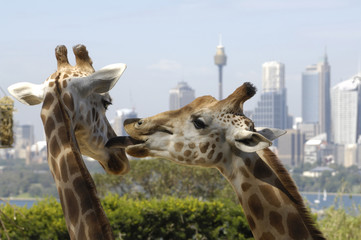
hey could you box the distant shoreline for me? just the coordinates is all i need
[301,192,361,197]
[1,192,361,199]
[0,197,42,201]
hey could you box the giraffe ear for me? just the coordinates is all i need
[233,130,272,152]
[72,63,127,96]
[8,82,45,105]
[255,127,287,141]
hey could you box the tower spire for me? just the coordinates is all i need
[324,46,328,63]
[214,35,227,100]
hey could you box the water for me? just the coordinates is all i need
[301,192,361,213]
[1,193,361,212]
[0,199,38,208]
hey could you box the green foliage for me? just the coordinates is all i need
[0,197,67,240]
[1,195,361,240]
[93,158,236,201]
[103,194,252,239]
[319,205,361,240]
[1,158,360,239]
[0,162,57,197]
[0,195,252,240]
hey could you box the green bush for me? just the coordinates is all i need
[1,195,361,239]
[0,197,67,240]
[93,158,236,201]
[103,194,252,239]
[0,195,252,240]
[319,205,361,240]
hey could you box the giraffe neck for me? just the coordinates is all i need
[220,148,324,240]
[41,79,113,240]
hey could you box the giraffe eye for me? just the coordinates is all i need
[193,119,206,129]
[101,99,112,110]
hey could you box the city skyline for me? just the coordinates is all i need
[5,60,361,167]
[1,1,361,141]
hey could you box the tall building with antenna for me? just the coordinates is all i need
[318,52,331,142]
[214,36,227,100]
[301,52,331,141]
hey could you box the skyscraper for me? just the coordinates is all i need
[262,61,285,92]
[302,65,319,124]
[300,53,331,141]
[169,81,195,110]
[318,53,331,141]
[331,73,361,144]
[14,124,35,163]
[278,129,306,167]
[214,37,227,100]
[253,61,290,133]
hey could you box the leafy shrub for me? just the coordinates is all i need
[93,158,236,201]
[103,194,252,239]
[319,205,361,240]
[0,195,252,240]
[0,197,67,240]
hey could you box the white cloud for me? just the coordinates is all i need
[147,59,182,71]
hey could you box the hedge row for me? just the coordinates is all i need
[0,195,252,240]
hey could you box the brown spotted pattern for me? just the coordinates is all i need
[36,45,124,240]
[221,153,320,240]
[216,112,254,131]
[121,82,324,240]
[42,93,107,238]
[169,131,229,167]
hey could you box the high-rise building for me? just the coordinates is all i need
[318,53,331,142]
[112,109,138,136]
[253,61,290,135]
[302,65,319,124]
[333,143,361,167]
[253,90,289,130]
[169,81,195,110]
[278,129,306,167]
[14,124,35,163]
[262,61,285,92]
[331,73,361,145]
[214,37,227,100]
[301,53,331,141]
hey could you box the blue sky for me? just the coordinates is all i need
[1,0,361,141]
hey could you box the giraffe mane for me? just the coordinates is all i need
[260,148,326,240]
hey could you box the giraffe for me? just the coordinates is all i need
[106,82,325,240]
[8,45,129,239]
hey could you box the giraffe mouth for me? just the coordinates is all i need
[105,136,146,149]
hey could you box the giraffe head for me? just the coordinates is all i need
[8,45,130,174]
[107,82,285,167]
[107,83,326,240]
